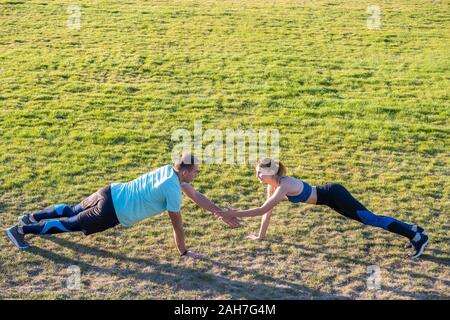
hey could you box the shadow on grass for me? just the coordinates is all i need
[383,242,449,267]
[420,254,450,267]
[271,238,449,299]
[26,236,348,299]
[377,286,449,300]
[273,239,373,267]
[281,236,449,267]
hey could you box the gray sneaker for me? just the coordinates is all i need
[5,226,29,250]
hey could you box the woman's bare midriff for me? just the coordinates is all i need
[305,186,318,205]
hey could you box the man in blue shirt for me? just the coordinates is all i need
[5,153,240,258]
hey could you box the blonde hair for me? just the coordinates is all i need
[256,158,287,177]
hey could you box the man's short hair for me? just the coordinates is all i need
[173,153,199,171]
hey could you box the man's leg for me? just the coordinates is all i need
[23,186,118,236]
[21,215,82,235]
[21,188,106,225]
[7,185,119,249]
[6,215,82,250]
[26,204,84,223]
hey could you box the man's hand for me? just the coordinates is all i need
[219,215,241,228]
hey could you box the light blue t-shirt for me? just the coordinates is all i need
[111,165,182,227]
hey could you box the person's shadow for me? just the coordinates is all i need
[274,237,450,299]
[420,249,450,267]
[27,236,348,299]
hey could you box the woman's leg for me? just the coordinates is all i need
[317,183,421,240]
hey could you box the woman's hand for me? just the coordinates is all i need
[246,234,265,241]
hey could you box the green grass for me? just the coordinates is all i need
[0,0,449,299]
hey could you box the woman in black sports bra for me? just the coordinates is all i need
[216,158,429,259]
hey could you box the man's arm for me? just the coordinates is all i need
[182,183,241,228]
[168,211,186,255]
[168,211,203,259]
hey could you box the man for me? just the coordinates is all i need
[5,153,240,258]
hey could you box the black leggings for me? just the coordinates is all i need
[316,183,418,240]
[22,215,82,234]
[23,186,119,236]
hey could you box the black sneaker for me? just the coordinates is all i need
[18,213,36,226]
[5,226,29,250]
[404,226,426,249]
[411,234,429,259]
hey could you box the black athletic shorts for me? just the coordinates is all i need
[316,183,367,222]
[76,185,120,235]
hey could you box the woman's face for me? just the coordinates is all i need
[255,165,274,184]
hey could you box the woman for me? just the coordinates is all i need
[216,158,429,259]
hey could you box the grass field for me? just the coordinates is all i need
[0,0,449,299]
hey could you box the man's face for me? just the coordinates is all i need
[182,164,199,183]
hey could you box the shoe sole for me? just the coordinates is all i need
[5,229,29,250]
[412,237,429,259]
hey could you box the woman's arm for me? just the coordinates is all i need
[221,185,287,218]
[248,186,273,240]
[245,210,273,241]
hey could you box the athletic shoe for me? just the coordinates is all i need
[411,234,429,259]
[404,226,426,249]
[18,213,36,226]
[5,226,29,250]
